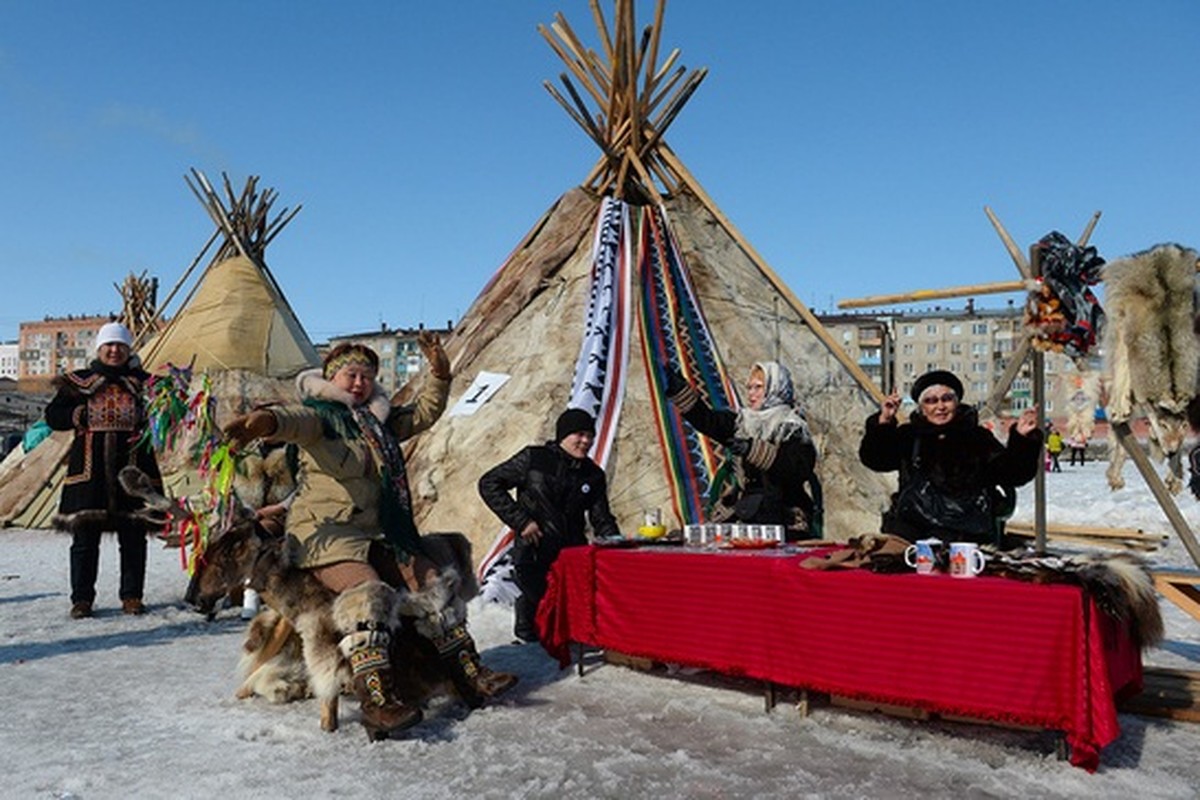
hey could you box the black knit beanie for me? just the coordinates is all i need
[555,408,596,442]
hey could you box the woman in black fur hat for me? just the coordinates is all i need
[859,369,1043,545]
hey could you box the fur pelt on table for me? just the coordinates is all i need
[983,550,1164,649]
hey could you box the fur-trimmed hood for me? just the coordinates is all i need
[295,368,391,423]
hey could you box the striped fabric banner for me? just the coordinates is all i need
[477,198,633,595]
[637,204,738,524]
[567,196,633,468]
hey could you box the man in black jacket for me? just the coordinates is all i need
[478,408,621,643]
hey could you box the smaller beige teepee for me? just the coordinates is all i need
[139,170,317,378]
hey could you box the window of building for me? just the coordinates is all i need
[949,342,962,355]
[972,322,988,335]
[842,330,852,342]
[925,324,938,335]
[971,342,988,356]
[902,363,915,376]
[926,343,938,355]
[902,343,913,355]
[971,362,987,373]
[902,324,915,337]
[950,324,961,335]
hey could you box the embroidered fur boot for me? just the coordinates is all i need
[333,581,422,740]
[430,623,518,708]
[396,563,518,708]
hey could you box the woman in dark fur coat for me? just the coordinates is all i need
[859,370,1042,545]
[44,322,162,619]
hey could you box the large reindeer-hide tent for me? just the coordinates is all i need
[0,172,318,528]
[405,1,891,572]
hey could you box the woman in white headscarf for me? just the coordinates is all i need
[667,361,819,536]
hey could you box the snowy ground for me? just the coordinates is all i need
[2,460,1198,799]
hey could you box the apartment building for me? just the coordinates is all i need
[17,315,114,393]
[0,342,18,381]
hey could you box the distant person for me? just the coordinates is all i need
[666,361,820,537]
[45,322,162,619]
[478,408,621,644]
[859,370,1043,546]
[1046,425,1064,472]
[1067,434,1087,467]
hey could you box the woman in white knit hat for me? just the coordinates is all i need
[44,321,162,618]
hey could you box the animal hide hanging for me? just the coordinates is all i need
[1102,243,1200,422]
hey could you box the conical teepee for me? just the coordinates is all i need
[404,0,891,572]
[139,170,318,378]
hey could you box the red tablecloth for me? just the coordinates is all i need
[536,545,1143,771]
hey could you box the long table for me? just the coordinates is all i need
[536,544,1143,771]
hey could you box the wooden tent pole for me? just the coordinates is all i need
[839,280,1028,309]
[641,0,667,102]
[1112,422,1200,569]
[588,0,616,67]
[984,205,1031,280]
[1029,244,1047,553]
[658,143,886,404]
[625,146,665,207]
[1077,211,1101,247]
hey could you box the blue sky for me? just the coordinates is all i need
[2,1,1197,344]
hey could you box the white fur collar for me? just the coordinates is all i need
[295,368,391,423]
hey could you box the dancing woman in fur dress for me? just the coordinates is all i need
[860,370,1042,546]
[223,335,516,739]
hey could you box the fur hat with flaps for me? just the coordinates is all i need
[911,369,964,403]
[555,408,596,442]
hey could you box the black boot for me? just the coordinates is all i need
[513,592,540,644]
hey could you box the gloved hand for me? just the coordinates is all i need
[418,330,451,380]
[725,437,752,457]
[665,368,689,397]
[222,409,277,450]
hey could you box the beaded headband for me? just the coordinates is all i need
[323,350,376,379]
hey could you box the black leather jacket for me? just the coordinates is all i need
[478,442,620,556]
